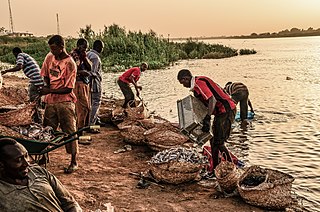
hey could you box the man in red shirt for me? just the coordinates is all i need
[177,69,236,175]
[117,63,148,108]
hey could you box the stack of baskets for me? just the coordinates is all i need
[237,165,295,210]
[149,147,203,184]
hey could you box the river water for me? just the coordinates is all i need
[103,36,320,211]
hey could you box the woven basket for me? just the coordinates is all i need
[144,128,189,151]
[150,161,201,184]
[0,86,28,107]
[215,160,239,193]
[98,106,113,123]
[238,165,294,210]
[111,106,126,124]
[117,119,135,130]
[146,142,182,152]
[125,100,148,120]
[0,103,36,127]
[120,125,146,145]
[0,73,2,90]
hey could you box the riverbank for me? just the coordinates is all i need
[48,126,264,212]
[1,75,264,211]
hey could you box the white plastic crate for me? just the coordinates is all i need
[177,95,212,145]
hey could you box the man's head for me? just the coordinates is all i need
[76,38,88,53]
[0,138,30,181]
[225,82,232,87]
[12,47,22,58]
[140,62,148,72]
[177,69,193,88]
[48,35,65,57]
[224,81,232,90]
[93,40,104,53]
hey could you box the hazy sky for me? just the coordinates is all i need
[1,0,320,38]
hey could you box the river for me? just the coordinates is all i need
[102,36,320,211]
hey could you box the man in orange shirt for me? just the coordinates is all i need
[40,35,78,174]
[117,62,148,108]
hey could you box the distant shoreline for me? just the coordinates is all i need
[171,27,320,41]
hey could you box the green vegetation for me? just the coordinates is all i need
[239,49,257,55]
[0,24,255,72]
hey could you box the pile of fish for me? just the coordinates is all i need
[11,123,55,142]
[149,147,204,164]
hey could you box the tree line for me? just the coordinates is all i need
[173,27,320,40]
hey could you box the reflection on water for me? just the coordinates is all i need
[103,36,320,211]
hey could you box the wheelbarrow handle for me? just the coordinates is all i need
[54,125,100,141]
[37,136,80,155]
[79,136,92,141]
[90,125,100,130]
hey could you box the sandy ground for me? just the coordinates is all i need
[2,75,263,212]
[47,126,262,212]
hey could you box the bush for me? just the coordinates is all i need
[239,49,257,55]
[203,52,225,59]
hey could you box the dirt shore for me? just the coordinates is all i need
[47,126,262,212]
[2,75,263,212]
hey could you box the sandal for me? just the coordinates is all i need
[64,164,78,174]
[88,128,100,134]
[78,140,92,145]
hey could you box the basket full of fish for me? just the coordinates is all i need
[148,147,204,184]
[237,165,295,210]
[10,124,55,142]
[0,123,55,142]
[0,124,29,139]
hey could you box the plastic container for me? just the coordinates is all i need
[177,95,212,145]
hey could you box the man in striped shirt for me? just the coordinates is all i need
[177,69,236,175]
[224,82,254,121]
[1,47,44,123]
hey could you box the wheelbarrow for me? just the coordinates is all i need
[0,125,100,166]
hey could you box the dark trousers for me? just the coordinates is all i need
[232,90,249,121]
[117,79,135,108]
[210,109,236,170]
[28,83,42,124]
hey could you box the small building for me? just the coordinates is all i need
[7,32,34,37]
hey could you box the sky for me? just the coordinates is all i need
[1,0,320,38]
